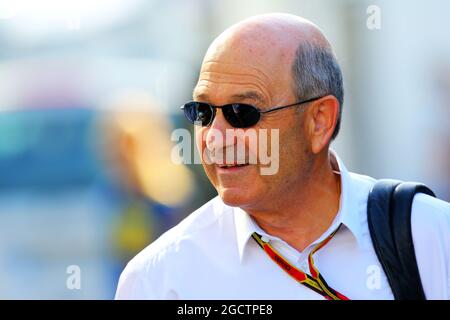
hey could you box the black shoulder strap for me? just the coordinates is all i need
[367,179,435,300]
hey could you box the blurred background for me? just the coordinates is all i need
[0,0,449,299]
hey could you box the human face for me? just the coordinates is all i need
[193,56,314,211]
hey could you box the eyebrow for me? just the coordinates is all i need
[230,91,265,103]
[193,90,266,104]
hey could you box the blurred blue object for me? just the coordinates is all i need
[0,107,98,190]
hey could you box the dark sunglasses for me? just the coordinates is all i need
[181,95,324,128]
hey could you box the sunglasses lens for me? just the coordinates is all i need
[222,104,261,128]
[183,102,213,126]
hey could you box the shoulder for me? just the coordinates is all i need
[115,196,229,299]
[410,192,450,298]
[347,171,450,254]
[123,195,227,269]
[411,192,450,240]
[346,171,450,244]
[349,173,450,236]
[410,193,450,262]
[347,172,377,202]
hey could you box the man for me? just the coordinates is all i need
[115,13,450,299]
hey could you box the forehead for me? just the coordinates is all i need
[193,26,298,105]
[200,60,272,82]
[194,61,273,103]
[193,60,295,106]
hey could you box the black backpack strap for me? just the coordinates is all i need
[391,182,435,299]
[367,179,404,298]
[367,179,435,300]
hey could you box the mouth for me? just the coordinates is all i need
[216,163,250,171]
[217,163,248,168]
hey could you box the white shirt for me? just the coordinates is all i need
[115,152,450,300]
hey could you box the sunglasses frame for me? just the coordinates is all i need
[181,95,325,128]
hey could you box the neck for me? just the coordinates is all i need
[247,152,341,252]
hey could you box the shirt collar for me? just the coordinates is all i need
[330,149,365,249]
[233,149,365,263]
[234,206,266,263]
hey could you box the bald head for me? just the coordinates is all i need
[204,13,332,64]
[194,13,343,138]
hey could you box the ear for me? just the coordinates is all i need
[306,95,339,154]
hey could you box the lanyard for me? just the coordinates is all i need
[251,223,350,300]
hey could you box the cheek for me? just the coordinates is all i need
[278,127,306,169]
[195,127,207,158]
[240,133,258,162]
[195,128,217,178]
[244,125,280,163]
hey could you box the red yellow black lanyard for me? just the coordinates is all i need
[251,223,350,300]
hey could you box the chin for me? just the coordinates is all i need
[218,187,253,207]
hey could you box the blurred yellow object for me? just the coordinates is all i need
[114,201,154,257]
[99,91,194,206]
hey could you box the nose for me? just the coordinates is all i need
[205,108,236,152]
